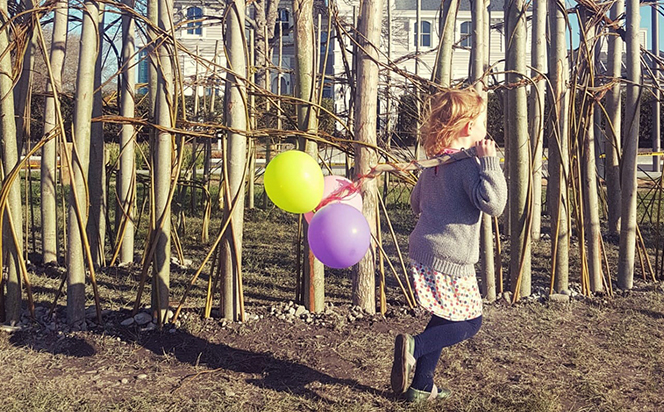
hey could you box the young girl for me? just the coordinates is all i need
[390,88,507,403]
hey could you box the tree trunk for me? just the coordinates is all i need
[293,0,324,312]
[618,0,641,290]
[117,0,136,265]
[547,0,570,293]
[530,0,546,240]
[88,5,106,267]
[152,0,174,323]
[505,0,531,298]
[220,0,247,321]
[352,0,382,314]
[433,0,458,86]
[41,0,68,265]
[67,0,100,326]
[605,0,623,237]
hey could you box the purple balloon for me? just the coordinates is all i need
[308,203,371,269]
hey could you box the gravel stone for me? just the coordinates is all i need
[134,312,152,325]
[549,293,570,303]
[295,306,307,317]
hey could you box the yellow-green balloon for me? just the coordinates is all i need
[264,150,324,214]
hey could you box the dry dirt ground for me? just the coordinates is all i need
[1,208,664,412]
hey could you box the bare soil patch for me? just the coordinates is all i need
[1,207,664,411]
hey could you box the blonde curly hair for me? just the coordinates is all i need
[420,88,486,157]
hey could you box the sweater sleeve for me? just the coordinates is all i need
[410,176,422,215]
[464,156,507,217]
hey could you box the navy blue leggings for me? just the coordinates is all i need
[410,315,482,391]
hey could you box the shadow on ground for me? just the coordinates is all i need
[136,329,388,403]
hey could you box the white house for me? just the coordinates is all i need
[159,0,648,128]
[329,0,518,124]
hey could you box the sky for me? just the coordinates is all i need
[567,3,663,51]
[638,4,663,50]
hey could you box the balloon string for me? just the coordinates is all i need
[313,147,477,213]
[315,160,414,211]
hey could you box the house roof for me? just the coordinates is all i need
[394,0,505,12]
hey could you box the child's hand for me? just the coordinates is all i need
[475,138,496,157]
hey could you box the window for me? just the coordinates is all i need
[276,8,289,36]
[186,7,202,35]
[137,49,149,94]
[137,50,148,84]
[320,31,332,57]
[460,21,471,48]
[414,20,431,48]
[322,84,333,98]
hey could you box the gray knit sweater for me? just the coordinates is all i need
[409,155,507,276]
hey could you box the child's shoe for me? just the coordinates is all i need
[390,333,415,394]
[406,385,451,403]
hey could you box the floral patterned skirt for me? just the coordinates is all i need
[410,260,482,321]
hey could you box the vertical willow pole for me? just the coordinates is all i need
[383,0,392,200]
[14,0,37,147]
[352,0,383,314]
[248,29,256,210]
[547,0,570,293]
[191,45,200,216]
[67,0,100,326]
[262,25,271,208]
[220,0,248,321]
[471,0,495,301]
[153,0,175,323]
[147,0,158,117]
[41,0,68,265]
[505,0,531,299]
[413,0,422,161]
[293,0,324,312]
[530,0,546,240]
[618,0,642,290]
[433,0,458,86]
[118,0,136,265]
[470,0,483,84]
[579,8,602,293]
[89,5,107,267]
[0,0,23,323]
[605,0,623,236]
[651,4,660,173]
